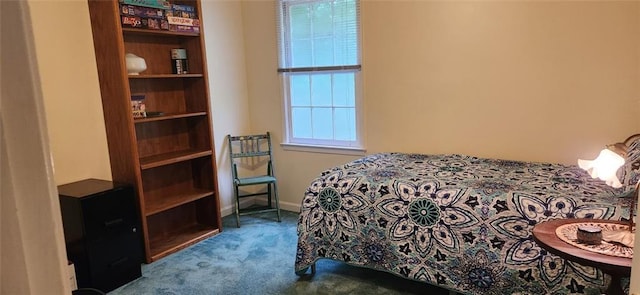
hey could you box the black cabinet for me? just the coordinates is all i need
[58,179,143,293]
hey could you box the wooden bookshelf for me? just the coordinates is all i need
[87,0,222,262]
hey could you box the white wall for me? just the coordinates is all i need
[30,0,250,215]
[242,0,640,214]
[31,0,112,185]
[362,1,639,163]
[242,0,359,212]
[1,0,70,293]
[9,0,253,292]
[201,0,253,215]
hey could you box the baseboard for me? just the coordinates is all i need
[221,198,300,217]
[253,197,300,213]
[220,198,254,217]
[278,200,301,213]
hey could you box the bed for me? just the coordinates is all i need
[294,150,638,294]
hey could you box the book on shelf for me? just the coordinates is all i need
[131,94,146,118]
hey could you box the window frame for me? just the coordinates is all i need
[277,0,364,154]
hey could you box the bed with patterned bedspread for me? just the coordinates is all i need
[294,152,636,294]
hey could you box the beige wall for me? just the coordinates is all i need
[201,0,253,214]
[32,0,640,216]
[30,0,248,211]
[19,0,250,292]
[243,1,640,290]
[242,0,359,212]
[31,0,112,185]
[363,1,639,163]
[242,0,640,210]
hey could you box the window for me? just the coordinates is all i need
[277,0,362,151]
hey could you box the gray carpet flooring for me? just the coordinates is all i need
[108,210,450,295]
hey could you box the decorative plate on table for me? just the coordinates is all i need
[555,222,633,259]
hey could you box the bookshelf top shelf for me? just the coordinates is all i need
[123,27,200,37]
[128,74,203,79]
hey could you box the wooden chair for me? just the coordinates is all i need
[227,132,281,227]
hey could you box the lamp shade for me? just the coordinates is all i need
[578,148,624,188]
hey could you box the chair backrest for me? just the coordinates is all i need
[227,132,274,179]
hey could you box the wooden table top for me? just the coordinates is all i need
[532,218,632,276]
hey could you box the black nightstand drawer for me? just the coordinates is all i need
[87,231,143,292]
[81,186,138,241]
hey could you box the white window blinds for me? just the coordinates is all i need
[277,0,362,149]
[277,0,361,73]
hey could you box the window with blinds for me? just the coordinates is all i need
[277,0,362,149]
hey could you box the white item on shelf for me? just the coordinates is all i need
[125,53,147,75]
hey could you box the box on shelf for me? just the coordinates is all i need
[171,3,195,12]
[168,24,200,34]
[121,16,168,30]
[166,4,196,19]
[120,4,165,19]
[167,16,199,27]
[120,0,170,9]
[171,48,188,74]
[131,94,146,118]
[166,10,196,19]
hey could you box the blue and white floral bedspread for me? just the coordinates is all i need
[295,153,632,294]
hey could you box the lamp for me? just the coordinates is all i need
[578,148,625,188]
[578,133,640,247]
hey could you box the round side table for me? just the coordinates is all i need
[532,218,632,295]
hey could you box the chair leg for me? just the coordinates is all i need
[234,185,241,227]
[267,184,272,208]
[273,181,281,222]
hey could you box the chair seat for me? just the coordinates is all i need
[235,175,276,186]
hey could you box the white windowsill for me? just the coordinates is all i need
[280,142,366,156]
